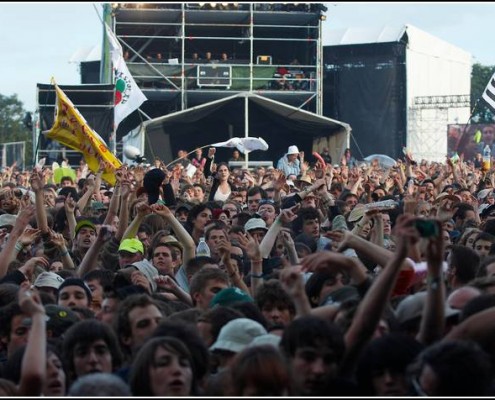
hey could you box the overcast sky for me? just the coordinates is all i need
[1,2,494,112]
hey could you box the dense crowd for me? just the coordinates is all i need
[0,143,495,396]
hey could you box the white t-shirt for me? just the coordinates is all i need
[213,188,231,202]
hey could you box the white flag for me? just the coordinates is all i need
[211,138,243,149]
[237,137,269,153]
[211,137,269,154]
[105,24,147,128]
[482,72,495,110]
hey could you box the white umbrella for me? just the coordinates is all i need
[363,154,397,169]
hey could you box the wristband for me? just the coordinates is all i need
[15,242,24,252]
[427,275,442,290]
[251,273,264,279]
[60,249,69,257]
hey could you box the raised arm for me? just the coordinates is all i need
[416,220,446,345]
[102,182,121,226]
[217,238,250,295]
[64,193,77,240]
[49,229,75,270]
[77,225,114,277]
[279,265,312,318]
[114,179,132,242]
[16,283,46,396]
[259,205,299,258]
[151,203,196,266]
[0,205,34,279]
[338,214,418,377]
[122,201,152,241]
[29,169,48,234]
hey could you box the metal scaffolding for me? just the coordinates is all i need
[109,2,325,114]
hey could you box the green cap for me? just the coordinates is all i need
[118,238,144,254]
[209,287,253,308]
[74,219,96,237]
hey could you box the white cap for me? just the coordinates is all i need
[210,318,267,353]
[244,218,268,232]
[34,271,65,290]
[287,145,299,155]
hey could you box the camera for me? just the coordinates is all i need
[414,219,439,238]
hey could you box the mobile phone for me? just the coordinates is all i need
[414,219,439,238]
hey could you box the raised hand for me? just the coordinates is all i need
[392,214,420,259]
[301,250,348,274]
[151,203,173,218]
[18,228,41,247]
[19,256,49,282]
[19,190,33,209]
[245,234,261,263]
[130,270,152,294]
[13,205,35,234]
[132,201,150,217]
[279,204,300,224]
[49,229,67,249]
[64,193,76,214]
[18,282,45,317]
[133,165,145,183]
[29,169,43,192]
[154,274,180,293]
[280,265,306,298]
[325,229,352,252]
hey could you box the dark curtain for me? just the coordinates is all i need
[323,42,407,159]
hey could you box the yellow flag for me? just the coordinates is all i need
[44,84,121,185]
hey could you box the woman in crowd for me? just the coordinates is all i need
[129,336,198,396]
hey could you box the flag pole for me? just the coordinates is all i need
[94,4,117,158]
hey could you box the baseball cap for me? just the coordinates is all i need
[210,287,253,308]
[244,218,268,232]
[34,271,65,290]
[74,219,96,237]
[44,304,80,338]
[0,214,17,229]
[478,189,492,201]
[91,201,108,211]
[481,204,495,219]
[287,145,299,155]
[395,291,459,325]
[118,238,144,254]
[248,333,282,349]
[320,285,360,306]
[175,203,193,213]
[160,235,184,252]
[129,259,159,292]
[209,318,267,353]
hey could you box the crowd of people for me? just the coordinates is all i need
[1,142,495,396]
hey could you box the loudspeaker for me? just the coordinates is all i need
[197,65,232,88]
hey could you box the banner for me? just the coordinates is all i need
[105,23,147,127]
[43,84,122,185]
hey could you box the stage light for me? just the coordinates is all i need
[210,2,217,7]
[124,145,147,163]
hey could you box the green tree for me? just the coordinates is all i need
[471,63,495,123]
[0,93,33,168]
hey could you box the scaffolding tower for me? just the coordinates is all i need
[108,2,326,116]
